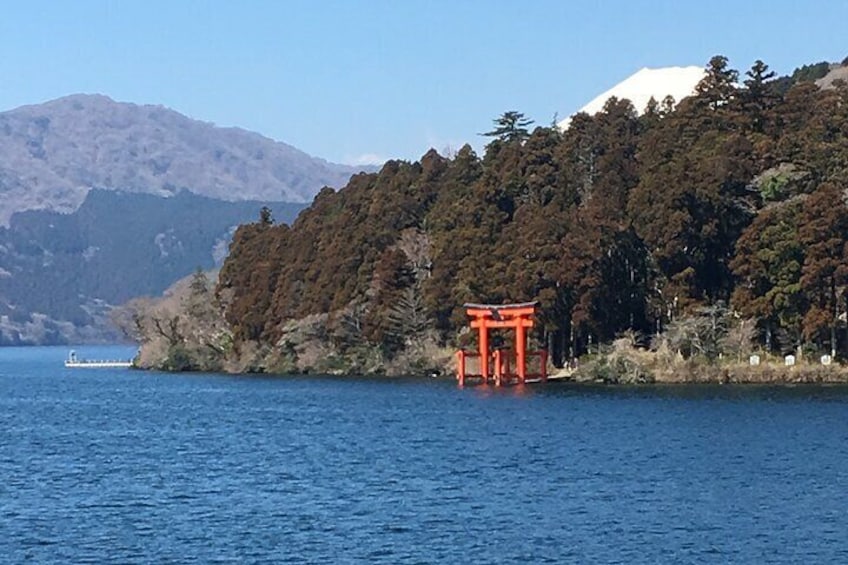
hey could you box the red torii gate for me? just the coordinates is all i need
[456,301,547,386]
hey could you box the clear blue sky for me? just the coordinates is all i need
[1,0,845,165]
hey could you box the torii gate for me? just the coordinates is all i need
[456,301,547,386]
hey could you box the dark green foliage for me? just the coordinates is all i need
[732,199,806,351]
[771,61,833,96]
[259,206,274,226]
[216,55,848,363]
[791,62,831,83]
[741,60,778,133]
[0,189,305,343]
[481,111,534,143]
[695,55,739,111]
[164,344,196,372]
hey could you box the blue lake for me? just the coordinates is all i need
[1,345,847,563]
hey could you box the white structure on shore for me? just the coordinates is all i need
[64,350,133,368]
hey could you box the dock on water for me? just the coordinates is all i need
[64,350,133,368]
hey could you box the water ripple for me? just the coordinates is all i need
[2,347,848,562]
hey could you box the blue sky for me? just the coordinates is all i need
[0,0,845,165]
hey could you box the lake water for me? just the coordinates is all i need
[1,346,847,563]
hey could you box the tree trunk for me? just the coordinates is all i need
[568,319,575,360]
[831,323,837,360]
[549,330,563,368]
[832,281,838,359]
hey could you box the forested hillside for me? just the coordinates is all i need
[0,190,305,344]
[180,56,848,373]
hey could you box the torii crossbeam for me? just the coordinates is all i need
[456,301,547,386]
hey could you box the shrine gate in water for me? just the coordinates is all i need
[456,302,547,386]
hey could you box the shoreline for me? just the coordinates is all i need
[555,359,848,386]
[132,358,848,386]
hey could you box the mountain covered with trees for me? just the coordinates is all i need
[132,56,848,378]
[0,190,305,344]
[0,94,365,225]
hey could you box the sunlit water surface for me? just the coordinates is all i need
[1,346,847,563]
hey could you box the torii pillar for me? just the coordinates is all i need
[464,302,539,384]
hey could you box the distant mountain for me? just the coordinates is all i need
[0,94,366,224]
[558,66,706,128]
[0,189,306,345]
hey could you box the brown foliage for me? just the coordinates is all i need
[213,56,848,368]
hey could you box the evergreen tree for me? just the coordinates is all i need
[660,95,676,117]
[695,55,739,111]
[799,183,848,357]
[741,60,778,133]
[629,122,756,321]
[209,56,848,368]
[481,111,534,143]
[259,206,274,226]
[731,199,806,352]
[560,98,649,348]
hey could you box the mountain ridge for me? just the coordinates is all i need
[0,188,307,345]
[0,93,367,224]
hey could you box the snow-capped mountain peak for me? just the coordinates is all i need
[558,66,706,129]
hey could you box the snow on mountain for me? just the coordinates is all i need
[558,66,706,129]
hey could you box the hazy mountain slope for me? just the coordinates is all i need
[0,94,364,224]
[0,189,306,345]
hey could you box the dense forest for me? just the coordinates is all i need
[139,55,848,374]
